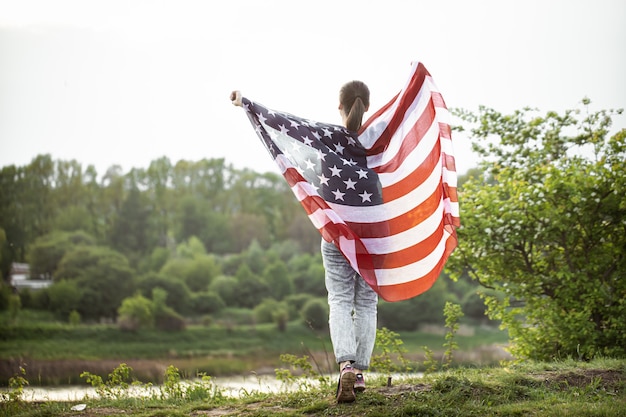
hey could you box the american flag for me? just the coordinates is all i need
[240,62,459,302]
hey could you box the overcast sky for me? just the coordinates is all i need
[1,0,624,177]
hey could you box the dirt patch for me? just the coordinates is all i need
[538,369,624,390]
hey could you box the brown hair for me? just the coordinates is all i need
[339,80,370,132]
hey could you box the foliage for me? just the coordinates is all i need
[0,366,28,409]
[26,230,95,279]
[189,291,225,316]
[300,298,328,330]
[5,359,626,417]
[262,260,293,300]
[371,327,411,379]
[47,280,82,318]
[275,353,332,391]
[377,278,456,330]
[117,292,154,331]
[442,302,464,369]
[80,363,135,399]
[55,245,136,321]
[450,101,626,360]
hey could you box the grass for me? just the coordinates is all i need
[1,358,624,416]
[1,312,510,385]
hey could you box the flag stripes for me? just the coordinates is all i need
[240,61,459,302]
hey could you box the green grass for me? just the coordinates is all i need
[2,359,624,416]
[1,310,509,385]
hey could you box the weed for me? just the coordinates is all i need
[371,327,412,385]
[442,302,464,369]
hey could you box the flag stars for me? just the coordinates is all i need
[355,169,369,179]
[358,190,373,202]
[329,165,342,177]
[316,149,327,161]
[323,128,333,138]
[304,159,316,171]
[334,143,345,154]
[346,137,357,146]
[318,173,330,186]
[302,135,313,146]
[332,189,345,201]
[343,178,357,190]
[279,124,290,135]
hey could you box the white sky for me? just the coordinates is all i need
[1,0,625,176]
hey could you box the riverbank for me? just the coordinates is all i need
[2,359,624,417]
[1,320,510,386]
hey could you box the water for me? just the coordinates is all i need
[6,373,415,402]
[6,374,319,402]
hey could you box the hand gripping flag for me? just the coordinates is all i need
[238,62,459,302]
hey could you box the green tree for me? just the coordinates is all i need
[262,261,293,301]
[378,278,455,331]
[234,264,270,308]
[450,101,626,360]
[209,275,239,307]
[118,292,154,331]
[27,230,95,279]
[55,246,135,320]
[47,280,82,318]
[301,298,328,330]
[190,291,225,316]
[108,187,157,264]
[136,272,192,315]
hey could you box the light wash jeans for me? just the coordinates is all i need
[321,240,378,370]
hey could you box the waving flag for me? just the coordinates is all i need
[239,62,459,302]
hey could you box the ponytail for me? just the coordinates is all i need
[339,81,370,132]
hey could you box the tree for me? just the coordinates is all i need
[301,298,328,330]
[136,272,192,315]
[262,261,293,301]
[118,293,154,331]
[234,264,270,308]
[55,246,135,321]
[27,231,95,280]
[47,280,82,319]
[449,101,626,360]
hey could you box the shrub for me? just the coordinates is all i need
[301,298,328,330]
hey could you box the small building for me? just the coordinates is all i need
[9,262,52,290]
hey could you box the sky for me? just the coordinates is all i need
[1,0,624,177]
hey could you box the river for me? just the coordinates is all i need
[6,373,417,402]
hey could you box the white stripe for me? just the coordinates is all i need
[358,62,422,149]
[360,199,445,253]
[374,231,453,287]
[375,120,441,187]
[325,156,442,223]
[366,83,433,169]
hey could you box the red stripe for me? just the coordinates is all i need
[376,233,457,302]
[366,64,429,156]
[373,97,437,174]
[360,92,398,132]
[369,217,446,269]
[345,184,442,238]
[379,139,441,201]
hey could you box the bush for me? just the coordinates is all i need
[284,293,313,320]
[253,298,288,324]
[155,307,186,332]
[301,298,328,330]
[190,291,225,316]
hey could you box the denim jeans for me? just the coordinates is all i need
[321,239,378,370]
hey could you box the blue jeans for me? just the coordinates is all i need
[321,240,378,370]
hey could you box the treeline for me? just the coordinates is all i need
[0,155,485,331]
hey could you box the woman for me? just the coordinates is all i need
[231,81,377,403]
